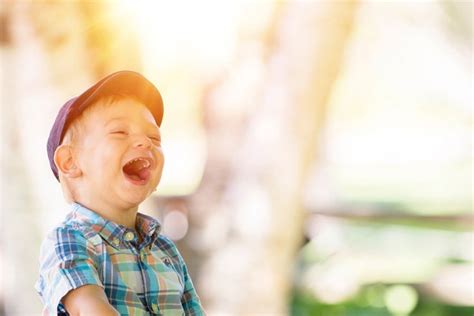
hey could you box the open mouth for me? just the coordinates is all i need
[122,157,153,185]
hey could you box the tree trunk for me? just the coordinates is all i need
[190,1,359,314]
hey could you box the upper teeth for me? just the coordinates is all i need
[127,158,150,168]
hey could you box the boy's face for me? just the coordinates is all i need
[73,97,164,211]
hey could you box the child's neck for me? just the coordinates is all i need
[75,199,138,229]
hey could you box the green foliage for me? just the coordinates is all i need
[290,286,474,316]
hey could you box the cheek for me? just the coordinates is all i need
[155,149,165,169]
[86,143,125,176]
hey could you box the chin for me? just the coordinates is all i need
[118,172,160,204]
[122,189,153,206]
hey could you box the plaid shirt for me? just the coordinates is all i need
[36,202,204,315]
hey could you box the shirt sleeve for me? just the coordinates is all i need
[158,235,205,315]
[36,226,103,315]
[179,257,206,316]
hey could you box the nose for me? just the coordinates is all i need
[132,134,152,149]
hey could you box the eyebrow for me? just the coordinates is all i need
[105,118,125,126]
[105,118,160,133]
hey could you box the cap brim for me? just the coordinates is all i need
[65,70,164,134]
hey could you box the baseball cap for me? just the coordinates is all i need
[47,70,164,181]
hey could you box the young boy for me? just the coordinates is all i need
[36,71,205,315]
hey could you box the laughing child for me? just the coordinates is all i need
[36,71,205,315]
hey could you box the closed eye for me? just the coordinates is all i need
[111,130,128,135]
[149,136,161,142]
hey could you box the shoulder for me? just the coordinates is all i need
[153,234,187,265]
[154,234,189,259]
[154,234,178,252]
[36,225,106,313]
[42,220,99,247]
[39,222,101,265]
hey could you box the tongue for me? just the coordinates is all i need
[137,168,150,180]
[126,169,150,182]
[123,160,150,181]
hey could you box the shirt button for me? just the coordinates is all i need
[112,238,120,247]
[124,231,135,241]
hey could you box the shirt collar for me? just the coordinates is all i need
[70,202,161,248]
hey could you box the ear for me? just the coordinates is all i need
[54,145,82,178]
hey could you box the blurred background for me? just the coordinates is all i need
[0,0,472,315]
